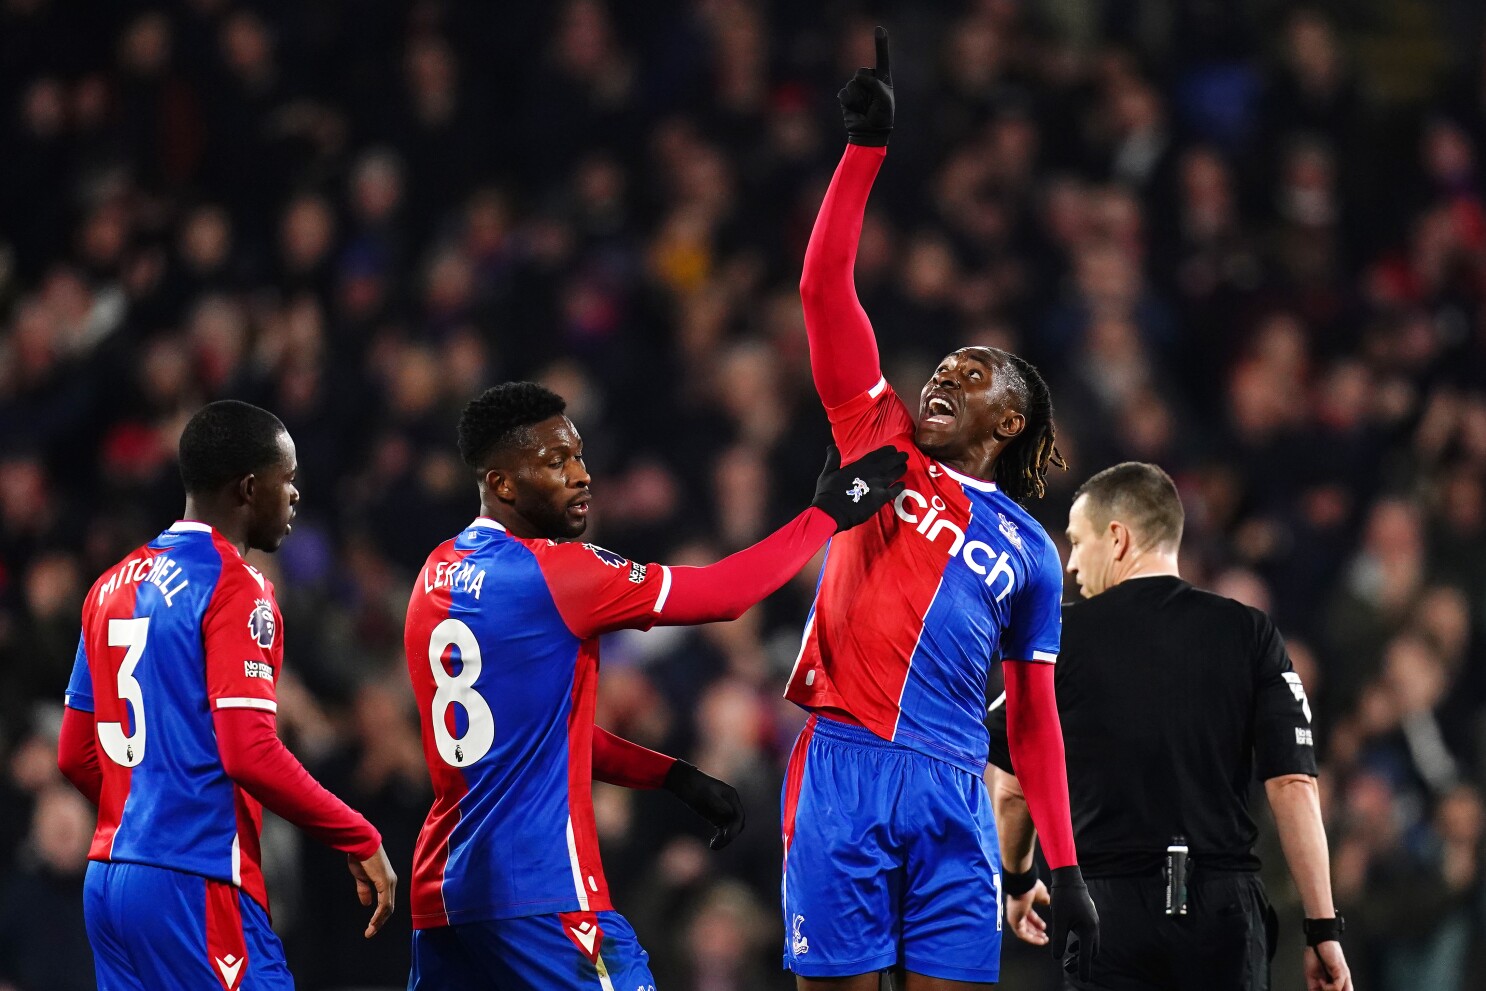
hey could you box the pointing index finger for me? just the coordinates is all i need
[874,26,891,84]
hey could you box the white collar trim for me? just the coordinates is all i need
[169,520,212,533]
[469,517,506,531]
[937,463,997,492]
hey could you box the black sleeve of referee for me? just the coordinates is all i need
[1250,609,1319,780]
[985,691,1014,775]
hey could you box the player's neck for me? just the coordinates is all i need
[478,500,538,540]
[939,451,998,482]
[1113,549,1181,586]
[180,497,249,556]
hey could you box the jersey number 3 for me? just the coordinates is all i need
[428,618,495,766]
[100,617,149,767]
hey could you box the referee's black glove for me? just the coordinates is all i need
[1049,865,1100,981]
[839,26,894,146]
[811,444,908,532]
[663,760,745,850]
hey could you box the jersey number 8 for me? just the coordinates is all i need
[100,617,149,767]
[428,618,495,766]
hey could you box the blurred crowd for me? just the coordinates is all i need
[1,1,1485,989]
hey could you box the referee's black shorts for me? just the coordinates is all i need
[1062,871,1277,991]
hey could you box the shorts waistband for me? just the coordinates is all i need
[806,713,905,751]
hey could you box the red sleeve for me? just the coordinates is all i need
[58,705,102,805]
[659,507,837,625]
[800,144,889,408]
[202,564,280,717]
[536,541,674,640]
[1004,660,1078,869]
[214,707,382,860]
[592,726,675,789]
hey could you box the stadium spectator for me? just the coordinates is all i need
[2,3,1485,988]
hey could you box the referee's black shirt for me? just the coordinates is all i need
[986,576,1317,878]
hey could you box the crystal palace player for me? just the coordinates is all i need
[404,382,905,990]
[779,29,1099,989]
[57,401,396,991]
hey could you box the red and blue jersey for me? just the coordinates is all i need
[64,521,284,911]
[405,518,672,929]
[784,379,1064,774]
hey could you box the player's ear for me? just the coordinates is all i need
[238,472,256,508]
[994,409,1026,442]
[1109,520,1131,559]
[486,466,516,503]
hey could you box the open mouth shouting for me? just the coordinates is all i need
[922,391,957,428]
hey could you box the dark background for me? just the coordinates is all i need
[1,1,1484,989]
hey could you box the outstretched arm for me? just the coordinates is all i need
[801,28,895,407]
[660,445,905,624]
[659,507,836,624]
[546,446,906,639]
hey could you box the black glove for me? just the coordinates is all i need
[664,760,745,850]
[1049,865,1100,982]
[839,26,894,146]
[811,444,908,532]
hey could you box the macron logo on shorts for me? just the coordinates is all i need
[215,954,243,988]
[559,910,605,963]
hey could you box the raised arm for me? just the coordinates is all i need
[801,28,895,407]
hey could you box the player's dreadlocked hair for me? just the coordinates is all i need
[990,351,1066,504]
[178,400,287,494]
[457,382,567,470]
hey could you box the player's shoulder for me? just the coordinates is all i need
[984,493,1057,564]
[212,553,275,603]
[531,538,639,572]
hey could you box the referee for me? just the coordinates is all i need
[986,463,1352,991]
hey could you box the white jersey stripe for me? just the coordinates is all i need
[653,566,673,613]
[215,697,277,712]
[565,816,591,911]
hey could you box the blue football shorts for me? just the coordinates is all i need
[408,908,655,991]
[781,714,1004,982]
[85,859,292,991]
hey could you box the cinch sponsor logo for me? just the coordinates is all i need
[892,488,1017,602]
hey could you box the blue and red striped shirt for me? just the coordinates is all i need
[405,518,673,928]
[784,379,1064,775]
[65,521,285,910]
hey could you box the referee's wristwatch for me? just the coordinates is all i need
[1303,915,1345,946]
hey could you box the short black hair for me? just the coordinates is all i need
[178,400,288,494]
[457,382,567,469]
[1074,462,1184,551]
